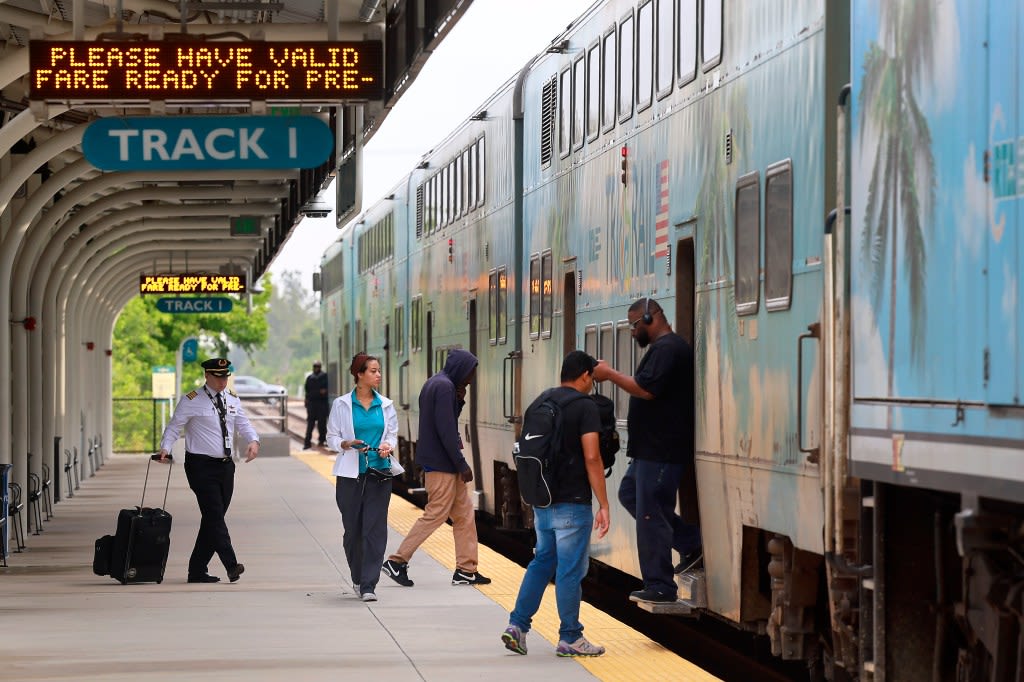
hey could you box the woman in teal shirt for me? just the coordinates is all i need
[326,353,403,602]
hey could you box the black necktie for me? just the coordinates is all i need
[214,393,231,456]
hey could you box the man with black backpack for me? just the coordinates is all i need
[502,351,610,658]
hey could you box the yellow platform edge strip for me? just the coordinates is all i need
[293,450,719,682]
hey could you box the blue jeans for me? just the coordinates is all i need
[509,503,592,643]
[619,459,701,595]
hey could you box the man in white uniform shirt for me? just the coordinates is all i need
[158,357,259,583]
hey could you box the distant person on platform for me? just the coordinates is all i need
[382,349,491,587]
[157,357,258,584]
[304,360,330,449]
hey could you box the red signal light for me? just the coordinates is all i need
[620,145,628,185]
[22,316,36,331]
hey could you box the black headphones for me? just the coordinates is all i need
[641,297,654,325]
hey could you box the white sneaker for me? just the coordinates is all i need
[360,592,377,602]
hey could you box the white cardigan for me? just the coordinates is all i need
[326,390,404,479]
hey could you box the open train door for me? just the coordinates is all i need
[467,294,482,492]
[675,237,700,526]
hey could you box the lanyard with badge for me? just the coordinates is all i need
[202,386,232,456]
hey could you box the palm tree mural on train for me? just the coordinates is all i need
[858,0,936,418]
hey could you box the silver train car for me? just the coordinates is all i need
[319,1,1024,679]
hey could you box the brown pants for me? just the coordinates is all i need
[389,471,478,572]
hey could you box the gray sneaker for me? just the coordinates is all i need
[556,637,605,657]
[360,592,377,602]
[501,624,527,655]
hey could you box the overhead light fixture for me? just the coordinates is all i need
[185,1,283,10]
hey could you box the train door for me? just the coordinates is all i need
[986,0,1021,406]
[675,237,700,524]
[467,295,482,489]
[384,323,391,398]
[562,266,577,355]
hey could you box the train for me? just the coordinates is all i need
[316,1,1024,679]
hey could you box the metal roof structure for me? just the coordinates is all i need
[0,0,473,473]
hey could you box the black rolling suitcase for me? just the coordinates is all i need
[94,455,173,584]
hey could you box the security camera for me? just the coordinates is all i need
[301,192,332,219]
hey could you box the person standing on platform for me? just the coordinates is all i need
[326,353,403,602]
[592,297,701,604]
[382,349,491,587]
[501,351,610,658]
[157,357,258,584]
[304,360,329,449]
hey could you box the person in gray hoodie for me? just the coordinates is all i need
[382,349,491,587]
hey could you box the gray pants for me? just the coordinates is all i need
[335,475,392,594]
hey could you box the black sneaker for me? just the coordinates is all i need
[452,569,491,585]
[629,588,677,603]
[382,559,414,587]
[674,550,703,574]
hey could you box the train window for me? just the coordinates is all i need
[497,265,507,344]
[586,42,600,141]
[618,13,634,122]
[465,148,475,210]
[572,56,585,151]
[454,154,462,219]
[615,321,632,417]
[394,304,404,355]
[677,0,697,85]
[600,323,614,399]
[637,0,653,112]
[734,171,760,316]
[656,0,673,97]
[488,270,498,345]
[559,68,571,158]
[540,76,557,167]
[477,137,486,207]
[584,324,599,393]
[541,251,553,338]
[765,160,793,310]
[342,323,350,369]
[416,184,424,239]
[601,30,616,133]
[529,255,541,339]
[411,296,422,351]
[702,0,722,69]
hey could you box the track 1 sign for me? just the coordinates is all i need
[83,115,333,170]
[156,297,233,314]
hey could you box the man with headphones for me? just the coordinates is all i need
[592,297,701,604]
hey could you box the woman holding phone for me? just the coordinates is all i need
[326,352,403,602]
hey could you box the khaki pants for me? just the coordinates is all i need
[389,471,478,572]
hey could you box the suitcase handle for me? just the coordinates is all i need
[141,455,173,510]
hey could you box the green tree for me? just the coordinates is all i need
[230,270,320,394]
[111,286,272,450]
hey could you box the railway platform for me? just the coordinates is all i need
[1,448,716,682]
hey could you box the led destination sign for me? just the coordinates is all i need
[140,274,246,294]
[30,40,383,102]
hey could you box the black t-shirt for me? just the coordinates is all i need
[305,371,328,403]
[547,387,602,505]
[627,332,694,463]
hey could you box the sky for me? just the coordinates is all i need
[267,0,595,288]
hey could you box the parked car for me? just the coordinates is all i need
[231,375,287,404]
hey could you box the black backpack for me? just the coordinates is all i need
[514,389,584,508]
[514,390,620,507]
[591,393,619,477]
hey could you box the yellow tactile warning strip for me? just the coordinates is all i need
[293,450,720,682]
